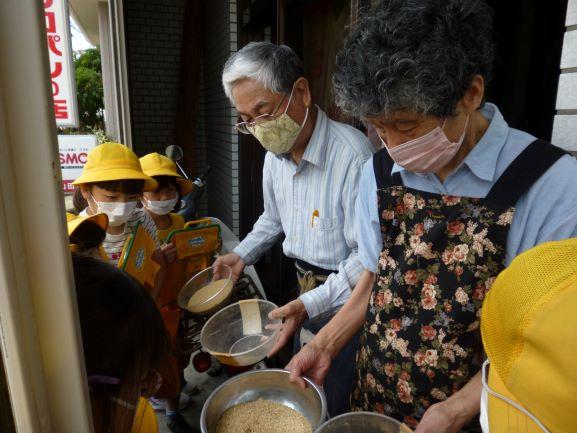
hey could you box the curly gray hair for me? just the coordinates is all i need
[222,42,305,103]
[333,0,495,119]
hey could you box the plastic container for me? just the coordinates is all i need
[200,299,281,366]
[177,264,233,315]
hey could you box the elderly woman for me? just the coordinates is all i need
[286,0,577,432]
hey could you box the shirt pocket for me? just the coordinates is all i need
[315,216,340,231]
[312,216,343,265]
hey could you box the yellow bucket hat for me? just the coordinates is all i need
[139,152,194,195]
[481,237,577,433]
[72,142,158,192]
[66,212,108,236]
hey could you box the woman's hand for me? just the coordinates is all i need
[415,373,481,433]
[285,339,334,388]
[414,400,466,433]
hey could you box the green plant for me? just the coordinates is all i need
[74,48,104,130]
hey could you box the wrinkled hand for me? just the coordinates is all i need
[213,252,245,282]
[161,243,177,263]
[267,299,308,357]
[285,340,333,389]
[414,399,468,433]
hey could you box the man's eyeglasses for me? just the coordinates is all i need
[235,92,289,135]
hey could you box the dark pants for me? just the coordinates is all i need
[295,312,360,417]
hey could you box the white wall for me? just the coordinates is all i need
[552,0,577,150]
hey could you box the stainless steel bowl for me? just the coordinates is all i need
[315,411,408,433]
[200,369,327,433]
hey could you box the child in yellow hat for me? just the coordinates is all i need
[139,152,195,433]
[480,238,577,433]
[66,212,109,259]
[72,142,160,266]
[139,152,193,245]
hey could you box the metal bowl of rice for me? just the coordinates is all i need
[200,369,327,433]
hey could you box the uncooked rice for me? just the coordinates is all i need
[215,398,312,433]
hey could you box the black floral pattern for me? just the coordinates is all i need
[351,186,514,432]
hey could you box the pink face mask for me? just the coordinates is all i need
[381,115,470,173]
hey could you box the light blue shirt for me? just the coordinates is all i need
[357,103,577,272]
[234,108,374,318]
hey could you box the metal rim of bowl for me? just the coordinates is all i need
[316,411,402,430]
[200,368,328,432]
[200,299,281,357]
[181,264,233,310]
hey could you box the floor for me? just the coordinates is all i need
[156,359,270,433]
[156,360,228,433]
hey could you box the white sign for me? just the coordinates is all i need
[58,135,97,192]
[44,0,79,127]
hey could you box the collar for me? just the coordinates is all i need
[277,106,328,169]
[391,103,509,181]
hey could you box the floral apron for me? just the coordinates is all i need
[350,140,565,431]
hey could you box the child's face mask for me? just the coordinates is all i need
[90,195,137,227]
[142,197,178,215]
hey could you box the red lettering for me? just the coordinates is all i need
[78,153,88,164]
[48,35,62,56]
[54,100,68,119]
[45,11,56,34]
[59,152,65,164]
[51,80,60,96]
[44,0,54,8]
[51,62,62,79]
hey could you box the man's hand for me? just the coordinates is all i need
[285,340,334,388]
[267,299,308,357]
[414,398,471,433]
[213,252,246,282]
[161,243,177,263]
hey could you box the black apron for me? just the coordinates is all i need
[350,140,565,432]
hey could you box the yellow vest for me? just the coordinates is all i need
[157,213,185,244]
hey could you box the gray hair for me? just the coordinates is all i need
[333,0,495,119]
[222,42,305,102]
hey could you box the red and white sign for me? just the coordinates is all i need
[44,0,78,127]
[58,135,97,192]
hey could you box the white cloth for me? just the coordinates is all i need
[81,207,159,266]
[234,108,374,318]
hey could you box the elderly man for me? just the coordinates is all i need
[286,0,577,432]
[214,42,374,414]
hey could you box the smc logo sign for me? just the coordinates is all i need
[59,152,88,165]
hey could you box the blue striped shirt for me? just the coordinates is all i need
[234,108,375,318]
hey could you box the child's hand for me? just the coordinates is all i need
[161,243,177,263]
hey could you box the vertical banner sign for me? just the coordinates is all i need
[44,0,79,127]
[58,135,97,192]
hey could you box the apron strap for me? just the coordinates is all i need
[373,148,403,189]
[485,139,568,207]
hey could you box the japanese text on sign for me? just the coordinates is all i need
[44,0,79,127]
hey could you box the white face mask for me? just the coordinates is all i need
[480,360,550,433]
[142,197,178,215]
[90,195,137,227]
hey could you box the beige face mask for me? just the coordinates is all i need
[248,87,309,155]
